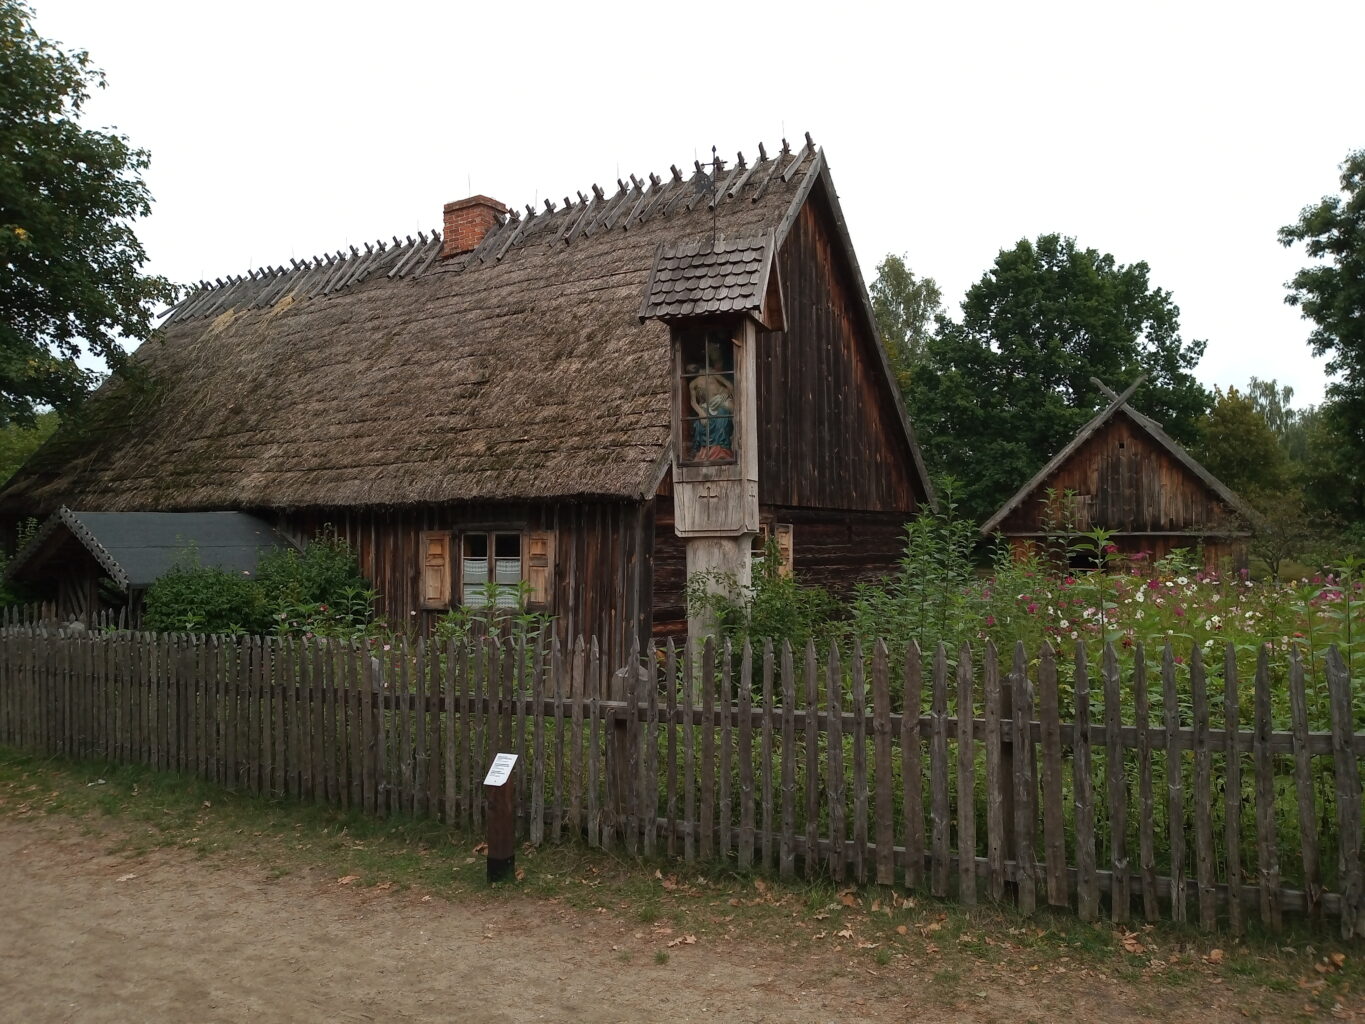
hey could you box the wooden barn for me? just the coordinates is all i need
[980,380,1255,569]
[0,135,934,659]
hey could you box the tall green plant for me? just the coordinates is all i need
[848,477,979,655]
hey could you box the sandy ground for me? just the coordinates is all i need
[0,817,1349,1024]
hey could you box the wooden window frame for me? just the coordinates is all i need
[455,528,556,614]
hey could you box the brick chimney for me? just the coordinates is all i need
[441,195,509,258]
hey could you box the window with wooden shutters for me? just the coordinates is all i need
[419,531,452,610]
[524,531,555,611]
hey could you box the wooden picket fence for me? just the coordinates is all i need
[0,625,1362,937]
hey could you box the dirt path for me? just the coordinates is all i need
[0,817,1344,1024]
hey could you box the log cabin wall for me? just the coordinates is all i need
[277,500,653,671]
[997,412,1249,569]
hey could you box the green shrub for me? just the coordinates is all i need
[142,560,267,634]
[686,537,842,660]
[143,530,375,638]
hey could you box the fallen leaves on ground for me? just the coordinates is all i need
[666,934,697,948]
[336,875,360,886]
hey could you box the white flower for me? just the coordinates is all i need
[1136,610,1145,620]
[1177,576,1189,586]
[1059,619,1070,629]
[1135,589,1145,604]
[1208,615,1222,629]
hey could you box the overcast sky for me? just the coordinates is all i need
[35,0,1364,408]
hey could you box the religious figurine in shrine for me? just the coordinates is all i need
[687,339,734,460]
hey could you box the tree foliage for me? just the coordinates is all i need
[906,234,1210,522]
[1279,148,1365,488]
[869,254,941,390]
[0,407,54,482]
[1196,386,1289,501]
[0,1,175,425]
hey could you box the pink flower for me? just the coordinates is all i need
[1026,602,1039,614]
[1173,606,1185,618]
[985,615,997,627]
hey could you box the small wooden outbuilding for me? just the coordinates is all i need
[981,381,1255,569]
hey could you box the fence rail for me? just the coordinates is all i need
[0,626,1361,937]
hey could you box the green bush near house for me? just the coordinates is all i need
[143,532,375,637]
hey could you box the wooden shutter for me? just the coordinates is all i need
[774,523,794,577]
[524,531,555,611]
[419,531,452,610]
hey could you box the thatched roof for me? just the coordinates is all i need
[1,136,914,515]
[980,379,1256,536]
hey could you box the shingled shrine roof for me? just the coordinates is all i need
[638,231,783,328]
[0,134,924,515]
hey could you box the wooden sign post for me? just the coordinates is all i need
[484,752,518,884]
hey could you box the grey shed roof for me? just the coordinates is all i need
[7,508,296,590]
[639,231,784,329]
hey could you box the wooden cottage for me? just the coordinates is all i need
[980,380,1255,569]
[0,136,934,659]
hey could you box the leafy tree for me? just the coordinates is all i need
[0,408,55,482]
[1244,376,1313,464]
[1279,148,1365,501]
[1196,386,1289,501]
[1297,401,1365,524]
[869,254,941,390]
[906,234,1210,522]
[0,1,175,426]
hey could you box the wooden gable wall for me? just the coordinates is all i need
[754,183,924,515]
[996,412,1249,563]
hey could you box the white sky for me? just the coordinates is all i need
[35,0,1365,408]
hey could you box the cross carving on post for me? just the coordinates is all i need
[699,482,721,503]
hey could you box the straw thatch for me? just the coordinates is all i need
[0,144,824,516]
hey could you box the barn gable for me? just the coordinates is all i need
[982,382,1254,564]
[757,159,932,514]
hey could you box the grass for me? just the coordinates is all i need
[0,743,1361,1019]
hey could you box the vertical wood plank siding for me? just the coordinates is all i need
[755,189,924,514]
[998,414,1248,567]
